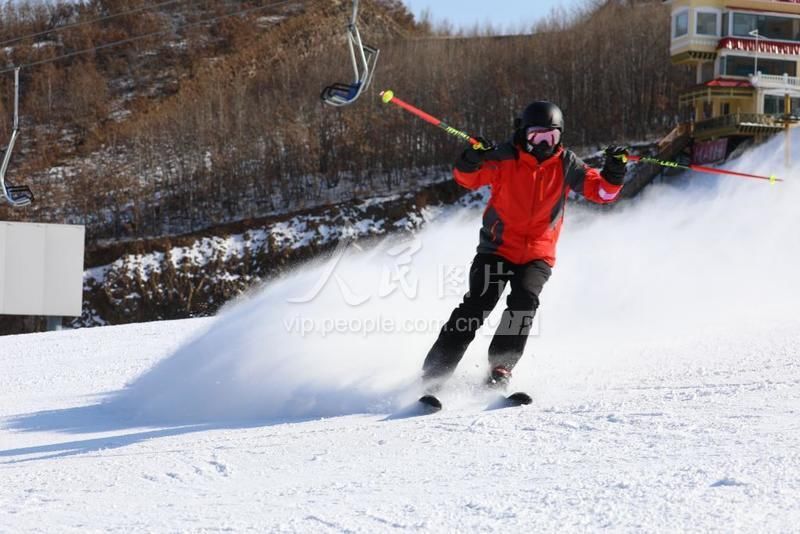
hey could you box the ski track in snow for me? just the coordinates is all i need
[2,131,800,531]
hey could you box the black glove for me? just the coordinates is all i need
[601,145,629,186]
[455,137,497,173]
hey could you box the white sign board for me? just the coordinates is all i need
[0,222,85,317]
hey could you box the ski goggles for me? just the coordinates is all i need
[526,126,561,147]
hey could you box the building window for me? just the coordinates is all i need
[697,12,718,36]
[722,12,729,37]
[764,95,800,116]
[732,12,800,42]
[700,62,715,83]
[733,13,757,36]
[674,11,689,38]
[722,55,797,77]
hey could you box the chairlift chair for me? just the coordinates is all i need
[0,68,34,207]
[321,0,380,107]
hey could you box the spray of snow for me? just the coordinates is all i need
[111,131,800,424]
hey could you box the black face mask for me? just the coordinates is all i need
[527,141,556,162]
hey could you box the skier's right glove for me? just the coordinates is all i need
[601,145,629,186]
[456,137,497,173]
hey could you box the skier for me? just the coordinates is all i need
[421,101,628,397]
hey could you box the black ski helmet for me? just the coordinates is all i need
[516,101,564,133]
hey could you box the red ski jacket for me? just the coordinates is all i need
[454,143,622,267]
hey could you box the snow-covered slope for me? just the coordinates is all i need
[2,131,800,532]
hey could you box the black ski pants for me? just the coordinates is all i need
[422,253,551,382]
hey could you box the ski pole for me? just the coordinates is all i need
[380,90,488,150]
[620,154,782,184]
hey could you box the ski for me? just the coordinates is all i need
[484,391,533,411]
[415,392,531,412]
[503,391,533,406]
[418,394,443,412]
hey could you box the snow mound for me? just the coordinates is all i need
[112,130,800,424]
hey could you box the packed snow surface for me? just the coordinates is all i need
[2,132,800,531]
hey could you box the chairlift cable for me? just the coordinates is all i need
[0,0,294,74]
[0,0,192,49]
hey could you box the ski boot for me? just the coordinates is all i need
[418,376,444,412]
[486,365,512,391]
[487,366,532,406]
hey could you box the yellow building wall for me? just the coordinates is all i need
[691,96,757,120]
[668,0,724,9]
[717,98,756,114]
[668,0,800,15]
[726,1,800,15]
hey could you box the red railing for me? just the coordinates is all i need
[718,37,800,56]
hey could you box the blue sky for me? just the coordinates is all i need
[401,0,587,32]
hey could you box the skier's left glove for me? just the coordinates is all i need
[602,145,629,186]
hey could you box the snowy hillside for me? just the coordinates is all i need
[2,131,800,531]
